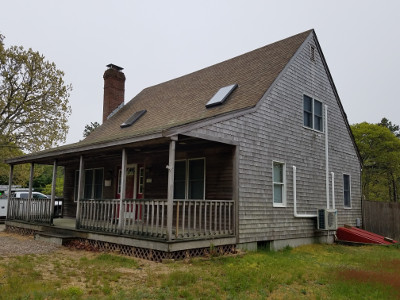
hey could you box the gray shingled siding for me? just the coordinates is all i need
[186,33,361,244]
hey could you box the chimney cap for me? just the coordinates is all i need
[106,64,124,71]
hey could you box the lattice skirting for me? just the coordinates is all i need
[65,238,236,262]
[5,225,38,236]
[5,224,236,262]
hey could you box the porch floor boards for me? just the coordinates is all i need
[53,218,75,229]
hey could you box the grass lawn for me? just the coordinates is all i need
[0,241,399,299]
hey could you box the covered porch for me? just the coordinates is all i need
[6,134,238,253]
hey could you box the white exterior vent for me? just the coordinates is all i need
[317,208,337,230]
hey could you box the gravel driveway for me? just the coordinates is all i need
[0,225,61,256]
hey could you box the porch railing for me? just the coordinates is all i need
[77,199,235,240]
[7,197,53,224]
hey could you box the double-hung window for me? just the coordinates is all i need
[174,158,205,200]
[303,95,323,131]
[343,174,351,208]
[273,161,286,207]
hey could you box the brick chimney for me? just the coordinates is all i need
[103,64,125,123]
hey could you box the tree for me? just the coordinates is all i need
[351,122,400,202]
[83,121,100,138]
[0,34,72,153]
[41,167,64,197]
[0,142,30,185]
[378,117,400,138]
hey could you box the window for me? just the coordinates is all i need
[74,168,104,201]
[303,95,323,131]
[138,167,145,194]
[343,174,351,208]
[174,158,205,200]
[188,159,205,199]
[273,161,286,207]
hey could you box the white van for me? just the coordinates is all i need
[0,198,7,218]
[10,192,63,218]
[12,191,48,199]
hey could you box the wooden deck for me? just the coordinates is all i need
[6,196,236,261]
[8,198,235,241]
[5,219,236,257]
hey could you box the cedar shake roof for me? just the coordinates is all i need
[7,30,313,163]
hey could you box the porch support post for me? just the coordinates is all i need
[76,155,84,228]
[27,163,34,221]
[6,164,14,220]
[50,160,57,225]
[167,136,177,241]
[118,148,127,233]
[233,145,239,242]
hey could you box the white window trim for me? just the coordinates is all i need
[303,95,324,133]
[343,173,352,209]
[174,157,206,200]
[138,166,145,195]
[272,161,286,207]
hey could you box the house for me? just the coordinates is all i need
[5,29,362,260]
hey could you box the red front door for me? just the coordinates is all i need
[116,164,144,220]
[116,164,137,199]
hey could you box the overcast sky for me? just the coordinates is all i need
[1,0,400,145]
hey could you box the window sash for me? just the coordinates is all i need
[314,100,323,131]
[138,167,145,194]
[273,162,286,206]
[188,159,205,199]
[303,95,323,132]
[174,160,186,199]
[343,174,351,208]
[303,95,313,128]
[273,183,283,204]
[174,158,205,200]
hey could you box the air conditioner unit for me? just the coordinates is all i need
[317,208,337,230]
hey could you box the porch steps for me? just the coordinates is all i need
[34,232,76,246]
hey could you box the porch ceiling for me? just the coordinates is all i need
[6,135,233,166]
[7,136,171,166]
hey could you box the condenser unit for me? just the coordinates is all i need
[317,208,337,230]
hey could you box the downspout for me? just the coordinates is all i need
[331,172,335,209]
[325,105,330,209]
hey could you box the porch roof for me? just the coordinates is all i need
[7,30,313,165]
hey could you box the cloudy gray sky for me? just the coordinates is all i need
[1,0,399,145]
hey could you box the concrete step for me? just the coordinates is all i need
[34,232,75,246]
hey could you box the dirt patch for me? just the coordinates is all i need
[338,268,400,295]
[0,231,61,256]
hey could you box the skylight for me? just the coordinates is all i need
[120,110,147,128]
[206,84,238,108]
